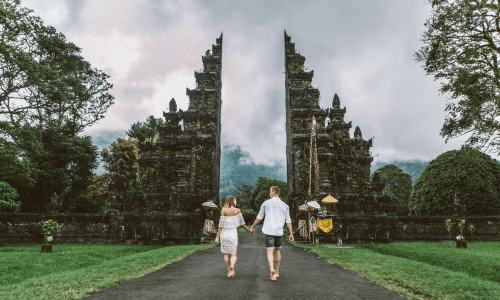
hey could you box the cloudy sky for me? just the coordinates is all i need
[20,0,500,166]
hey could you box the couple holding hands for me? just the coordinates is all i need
[215,186,294,281]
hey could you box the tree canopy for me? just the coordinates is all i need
[0,0,113,212]
[126,115,164,142]
[415,0,500,155]
[371,164,412,204]
[408,147,500,215]
[0,0,114,138]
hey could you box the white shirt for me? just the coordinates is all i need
[257,196,292,236]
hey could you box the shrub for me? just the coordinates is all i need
[408,147,500,215]
[0,181,21,212]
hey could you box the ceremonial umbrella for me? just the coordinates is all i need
[202,201,219,211]
[321,194,339,213]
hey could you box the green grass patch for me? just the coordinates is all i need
[297,242,500,300]
[0,243,214,300]
[362,241,500,283]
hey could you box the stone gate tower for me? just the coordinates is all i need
[284,31,392,219]
[124,33,223,244]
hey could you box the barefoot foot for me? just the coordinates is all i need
[229,266,235,278]
[270,269,277,281]
[275,273,279,278]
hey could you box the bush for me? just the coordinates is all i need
[0,181,21,212]
[409,147,500,215]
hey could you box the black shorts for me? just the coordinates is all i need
[265,234,282,250]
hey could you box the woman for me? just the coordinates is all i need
[215,196,254,278]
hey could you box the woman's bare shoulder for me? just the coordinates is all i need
[221,208,227,216]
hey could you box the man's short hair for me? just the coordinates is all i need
[271,186,280,195]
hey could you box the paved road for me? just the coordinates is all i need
[86,226,406,300]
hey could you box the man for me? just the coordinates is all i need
[250,186,294,281]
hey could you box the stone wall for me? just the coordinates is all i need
[303,215,500,244]
[0,212,204,246]
[2,213,499,245]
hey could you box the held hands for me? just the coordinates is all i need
[248,227,255,236]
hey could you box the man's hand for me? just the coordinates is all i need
[289,234,294,244]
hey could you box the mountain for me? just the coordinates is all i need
[219,145,286,198]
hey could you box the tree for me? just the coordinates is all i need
[414,0,500,155]
[234,184,253,209]
[371,164,412,204]
[18,125,99,212]
[126,115,164,142]
[408,147,500,215]
[0,181,21,212]
[98,138,139,205]
[249,177,288,211]
[0,0,114,138]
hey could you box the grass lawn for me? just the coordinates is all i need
[0,243,214,300]
[296,241,500,300]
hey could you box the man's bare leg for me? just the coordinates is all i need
[274,249,281,278]
[229,254,237,277]
[267,249,277,281]
[223,254,231,277]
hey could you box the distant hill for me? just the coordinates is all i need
[219,145,286,198]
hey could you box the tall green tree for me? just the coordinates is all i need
[1,0,114,136]
[415,0,500,154]
[234,184,253,209]
[98,138,140,205]
[371,164,412,204]
[18,125,99,212]
[126,115,164,142]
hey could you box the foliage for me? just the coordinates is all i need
[249,177,288,211]
[0,137,36,196]
[0,0,114,136]
[414,0,500,154]
[86,174,114,210]
[4,124,99,213]
[370,164,412,204]
[126,115,164,142]
[234,184,253,209]
[0,181,21,212]
[371,160,429,183]
[97,138,139,204]
[408,147,500,215]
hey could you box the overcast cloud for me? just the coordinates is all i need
[21,0,500,166]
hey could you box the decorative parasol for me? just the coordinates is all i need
[202,201,219,211]
[321,194,339,203]
[306,201,321,210]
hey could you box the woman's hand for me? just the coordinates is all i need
[215,237,219,244]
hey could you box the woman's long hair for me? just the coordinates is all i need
[224,196,236,209]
